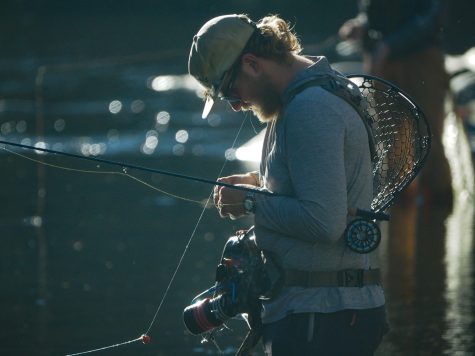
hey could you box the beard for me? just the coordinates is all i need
[241,73,282,123]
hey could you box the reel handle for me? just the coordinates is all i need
[349,208,390,221]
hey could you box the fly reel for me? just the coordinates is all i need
[345,219,381,254]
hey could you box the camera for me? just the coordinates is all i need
[183,228,274,335]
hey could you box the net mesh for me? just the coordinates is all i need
[348,75,431,213]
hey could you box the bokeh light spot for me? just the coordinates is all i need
[156,111,171,125]
[54,119,66,132]
[175,129,189,143]
[109,100,122,114]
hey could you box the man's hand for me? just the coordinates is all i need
[213,173,259,219]
[339,18,365,41]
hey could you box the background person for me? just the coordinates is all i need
[339,0,453,205]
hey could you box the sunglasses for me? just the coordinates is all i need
[218,60,242,104]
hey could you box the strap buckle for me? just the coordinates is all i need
[339,270,364,288]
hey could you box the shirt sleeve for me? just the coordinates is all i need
[254,94,348,244]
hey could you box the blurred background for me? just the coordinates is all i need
[1,1,475,355]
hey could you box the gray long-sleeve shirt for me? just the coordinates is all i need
[253,57,385,323]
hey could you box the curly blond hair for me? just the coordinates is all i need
[239,14,302,65]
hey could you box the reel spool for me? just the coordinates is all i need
[345,219,381,254]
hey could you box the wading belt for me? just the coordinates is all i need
[284,268,381,288]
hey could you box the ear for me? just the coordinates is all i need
[241,53,261,76]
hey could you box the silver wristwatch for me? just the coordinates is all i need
[243,191,256,214]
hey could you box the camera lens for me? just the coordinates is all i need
[183,294,235,335]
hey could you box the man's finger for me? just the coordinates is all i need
[214,186,224,207]
[217,199,227,218]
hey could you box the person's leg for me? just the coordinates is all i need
[381,47,453,204]
[262,306,388,356]
[402,47,452,204]
[311,306,388,356]
[262,313,311,356]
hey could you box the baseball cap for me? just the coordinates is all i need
[188,14,256,118]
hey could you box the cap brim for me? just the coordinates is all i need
[202,96,215,119]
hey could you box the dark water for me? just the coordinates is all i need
[2,6,475,356]
[0,54,261,355]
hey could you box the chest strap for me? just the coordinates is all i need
[284,268,381,288]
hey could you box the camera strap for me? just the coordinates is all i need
[235,299,263,356]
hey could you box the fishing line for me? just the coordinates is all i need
[65,336,144,356]
[142,114,248,336]
[21,48,257,355]
[1,117,256,356]
[28,114,248,355]
[2,146,206,206]
[245,111,262,135]
[2,146,250,209]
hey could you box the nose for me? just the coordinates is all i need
[229,101,243,112]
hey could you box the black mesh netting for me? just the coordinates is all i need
[348,75,431,214]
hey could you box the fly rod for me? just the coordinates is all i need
[0,139,274,196]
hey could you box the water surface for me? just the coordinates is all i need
[1,39,474,356]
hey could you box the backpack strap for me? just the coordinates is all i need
[283,74,377,162]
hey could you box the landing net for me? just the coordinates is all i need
[348,75,431,213]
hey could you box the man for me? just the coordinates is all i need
[340,0,452,204]
[188,14,387,355]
